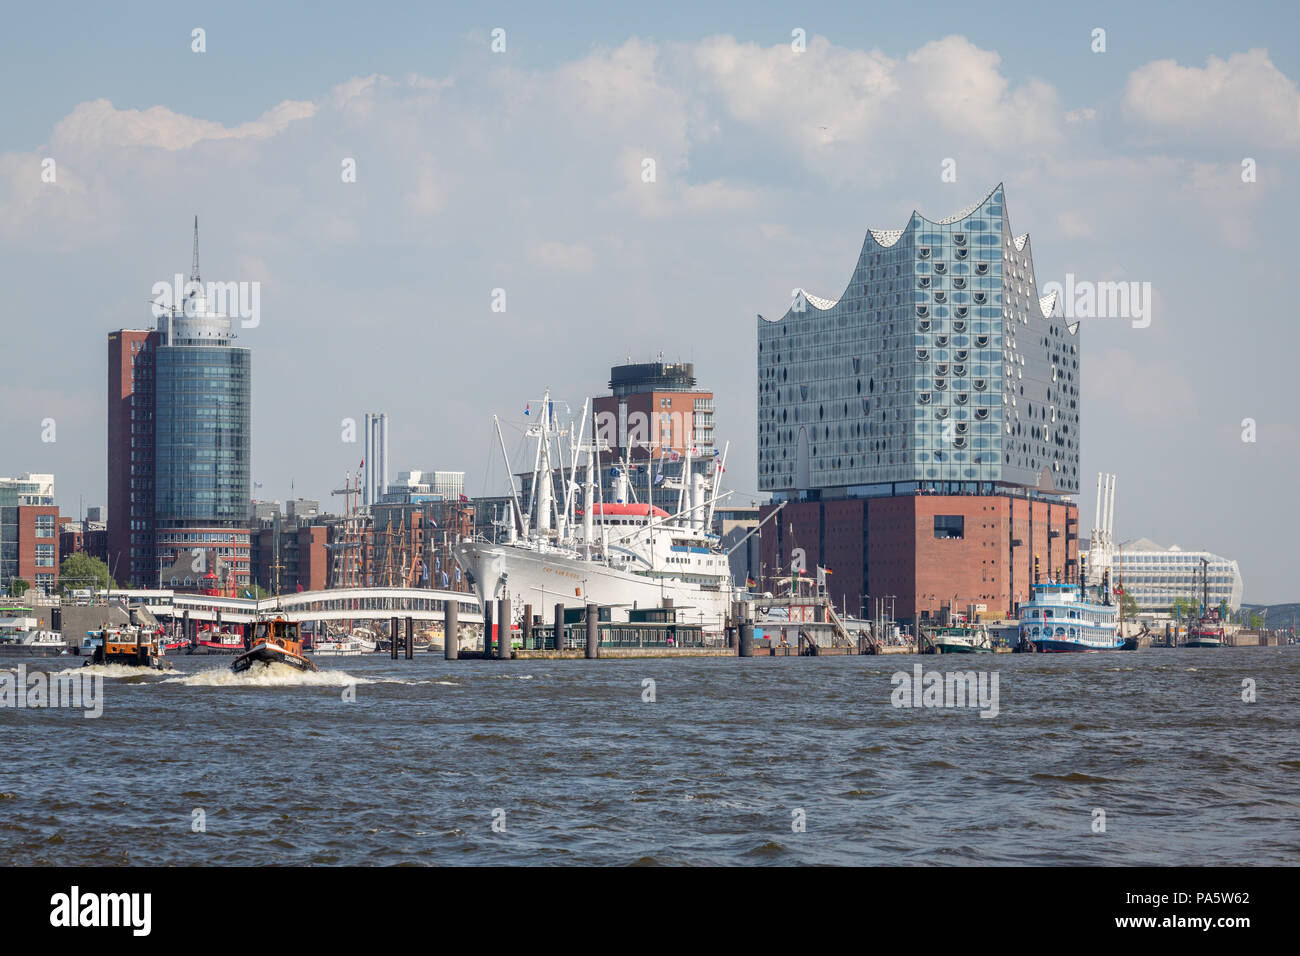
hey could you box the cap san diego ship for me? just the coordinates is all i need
[455,391,737,638]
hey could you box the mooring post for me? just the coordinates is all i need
[553,603,564,651]
[405,617,414,659]
[444,599,459,660]
[522,603,533,649]
[390,616,399,660]
[585,603,599,659]
[497,597,511,660]
[739,602,754,657]
[482,600,493,656]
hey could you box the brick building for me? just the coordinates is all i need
[757,186,1080,621]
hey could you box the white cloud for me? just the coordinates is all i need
[1123,49,1300,148]
[689,34,1061,185]
[51,98,317,151]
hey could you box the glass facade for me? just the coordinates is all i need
[757,185,1080,495]
[154,344,251,529]
[1115,545,1244,612]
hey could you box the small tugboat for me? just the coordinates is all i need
[231,617,317,674]
[86,625,173,670]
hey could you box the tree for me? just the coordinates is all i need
[9,579,30,598]
[58,552,115,592]
[1121,592,1139,619]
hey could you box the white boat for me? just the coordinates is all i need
[312,636,367,656]
[928,624,994,654]
[454,390,742,639]
[18,629,65,649]
[0,606,66,655]
[312,627,377,656]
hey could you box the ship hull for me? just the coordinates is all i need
[1032,639,1126,653]
[455,541,733,636]
[232,644,318,673]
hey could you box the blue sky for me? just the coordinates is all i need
[2,1,1298,600]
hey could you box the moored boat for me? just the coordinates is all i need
[1019,581,1124,652]
[453,389,738,640]
[232,617,317,673]
[929,624,994,654]
[1184,559,1226,648]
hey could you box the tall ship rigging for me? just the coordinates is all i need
[454,390,740,638]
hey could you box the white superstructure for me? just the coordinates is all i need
[454,390,738,637]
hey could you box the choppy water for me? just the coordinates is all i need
[2,648,1296,865]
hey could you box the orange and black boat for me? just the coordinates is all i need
[232,617,317,674]
[87,625,173,670]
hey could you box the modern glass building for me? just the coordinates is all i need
[150,227,252,588]
[756,186,1082,621]
[1113,538,1244,612]
[758,183,1079,496]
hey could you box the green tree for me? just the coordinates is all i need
[1121,592,1139,619]
[9,579,31,598]
[58,552,115,592]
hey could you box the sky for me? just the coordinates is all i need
[1,0,1298,601]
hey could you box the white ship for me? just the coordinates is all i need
[454,390,753,639]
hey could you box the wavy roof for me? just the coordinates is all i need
[762,184,1011,325]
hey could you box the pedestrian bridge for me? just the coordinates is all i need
[104,587,485,626]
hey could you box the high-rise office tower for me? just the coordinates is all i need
[108,220,252,588]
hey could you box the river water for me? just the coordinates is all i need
[2,647,1296,865]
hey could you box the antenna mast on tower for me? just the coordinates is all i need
[190,215,201,283]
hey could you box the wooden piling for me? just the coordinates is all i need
[522,603,533,649]
[390,616,399,659]
[405,617,414,659]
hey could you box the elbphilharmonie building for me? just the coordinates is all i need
[757,186,1082,621]
[758,183,1079,496]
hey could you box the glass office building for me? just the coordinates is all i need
[151,267,252,587]
[758,184,1080,497]
[1114,538,1244,612]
